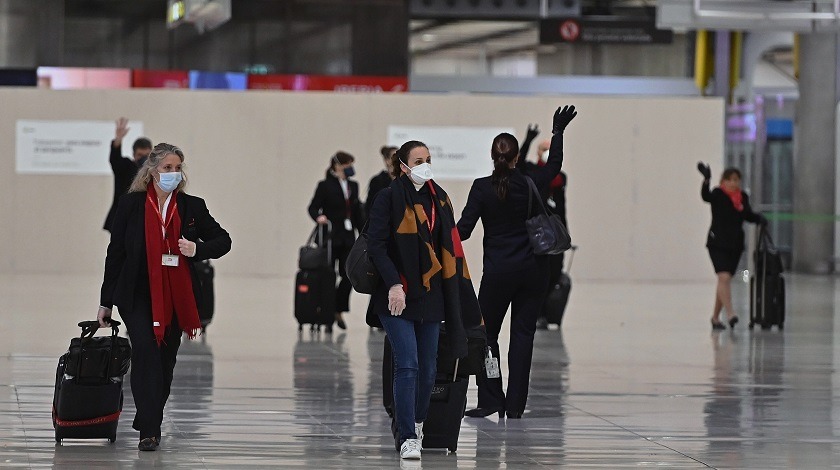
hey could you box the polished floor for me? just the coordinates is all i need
[3,273,840,468]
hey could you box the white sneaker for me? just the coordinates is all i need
[400,438,422,460]
[415,422,424,444]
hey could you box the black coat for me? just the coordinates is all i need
[104,141,143,232]
[100,191,232,314]
[366,182,445,324]
[457,136,564,274]
[366,170,392,217]
[307,173,364,248]
[702,182,763,250]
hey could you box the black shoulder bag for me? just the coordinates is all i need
[524,176,572,255]
[346,221,380,294]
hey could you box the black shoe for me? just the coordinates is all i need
[535,317,549,330]
[336,318,347,330]
[138,437,159,451]
[506,411,524,419]
[465,407,504,418]
[729,316,739,328]
[711,320,726,330]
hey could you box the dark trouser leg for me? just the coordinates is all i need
[475,272,517,410]
[122,296,183,440]
[506,263,550,413]
[378,314,419,443]
[334,245,352,313]
[413,321,440,423]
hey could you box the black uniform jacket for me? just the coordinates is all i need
[307,173,365,247]
[104,142,142,231]
[457,146,563,274]
[100,191,232,314]
[366,170,392,217]
[702,182,763,251]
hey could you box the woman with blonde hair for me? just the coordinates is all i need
[97,143,231,451]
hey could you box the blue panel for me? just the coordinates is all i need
[189,71,247,90]
[766,118,793,139]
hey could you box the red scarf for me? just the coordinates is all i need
[144,184,201,344]
[537,158,565,191]
[720,186,743,212]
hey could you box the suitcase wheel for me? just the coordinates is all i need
[761,323,772,331]
[748,322,755,329]
[778,323,784,330]
[55,437,61,444]
[109,436,117,443]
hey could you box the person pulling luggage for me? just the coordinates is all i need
[366,140,480,460]
[97,143,231,451]
[697,163,767,330]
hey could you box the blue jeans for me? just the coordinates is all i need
[379,314,440,443]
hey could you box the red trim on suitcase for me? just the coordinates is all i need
[52,406,121,427]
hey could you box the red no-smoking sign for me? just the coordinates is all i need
[559,19,580,42]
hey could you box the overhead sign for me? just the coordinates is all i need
[249,74,408,93]
[16,120,146,175]
[541,16,674,44]
[387,126,514,181]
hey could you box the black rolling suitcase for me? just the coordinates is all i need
[193,259,215,331]
[53,320,131,443]
[295,223,336,332]
[750,226,785,330]
[543,246,577,325]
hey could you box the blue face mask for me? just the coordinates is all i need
[343,166,356,178]
[156,171,182,192]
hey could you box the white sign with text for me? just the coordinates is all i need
[16,120,146,175]
[387,125,514,181]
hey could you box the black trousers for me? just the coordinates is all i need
[333,244,352,313]
[122,293,183,439]
[475,262,550,413]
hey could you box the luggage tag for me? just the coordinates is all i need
[162,254,179,267]
[344,218,353,231]
[485,348,500,379]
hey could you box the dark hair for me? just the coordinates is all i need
[721,168,742,181]
[380,145,397,159]
[326,151,355,176]
[132,137,152,152]
[490,133,519,201]
[391,140,428,180]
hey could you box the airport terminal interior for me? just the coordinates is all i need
[4,0,840,468]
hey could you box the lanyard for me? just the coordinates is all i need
[422,181,437,235]
[147,195,177,251]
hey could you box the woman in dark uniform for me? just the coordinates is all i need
[698,163,766,330]
[457,105,576,419]
[308,151,365,331]
[97,143,231,451]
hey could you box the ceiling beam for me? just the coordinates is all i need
[412,24,536,56]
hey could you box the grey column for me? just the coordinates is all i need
[793,33,838,274]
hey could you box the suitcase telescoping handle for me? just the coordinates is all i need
[76,320,121,379]
[564,245,578,273]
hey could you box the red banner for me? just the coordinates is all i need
[248,74,408,92]
[132,70,189,89]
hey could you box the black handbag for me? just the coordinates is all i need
[346,221,380,294]
[64,320,131,383]
[524,176,572,255]
[298,222,332,270]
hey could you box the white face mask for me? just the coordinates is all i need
[540,150,549,161]
[155,171,182,192]
[405,162,433,185]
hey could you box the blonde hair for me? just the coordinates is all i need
[129,143,188,193]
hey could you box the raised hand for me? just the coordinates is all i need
[697,162,711,180]
[552,105,577,134]
[526,124,540,141]
[114,117,130,145]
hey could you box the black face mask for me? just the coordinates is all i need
[343,166,356,178]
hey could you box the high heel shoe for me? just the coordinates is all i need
[711,320,726,330]
[464,407,504,418]
[728,316,739,328]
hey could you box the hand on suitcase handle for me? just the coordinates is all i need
[388,285,406,316]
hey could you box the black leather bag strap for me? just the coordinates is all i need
[524,176,550,217]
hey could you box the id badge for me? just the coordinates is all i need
[344,218,353,231]
[162,254,179,267]
[485,348,501,379]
